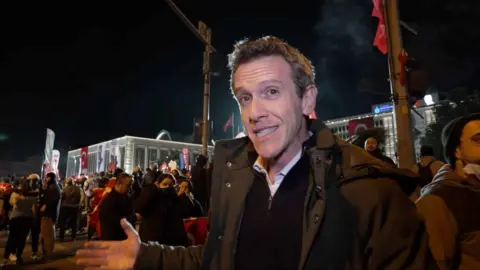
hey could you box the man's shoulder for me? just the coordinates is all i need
[214,137,249,157]
[338,142,418,199]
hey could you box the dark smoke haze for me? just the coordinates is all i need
[314,0,389,120]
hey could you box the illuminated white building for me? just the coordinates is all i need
[324,95,437,164]
[66,133,214,177]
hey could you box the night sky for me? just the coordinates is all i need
[1,0,479,161]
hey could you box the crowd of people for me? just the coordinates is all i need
[0,154,212,266]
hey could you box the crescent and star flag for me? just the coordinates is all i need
[348,117,374,136]
[372,0,387,54]
[81,147,88,172]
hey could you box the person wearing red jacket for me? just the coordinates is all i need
[87,178,108,240]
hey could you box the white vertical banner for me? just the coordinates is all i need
[96,142,106,172]
[114,145,121,168]
[43,129,55,165]
[42,128,55,178]
[50,150,60,177]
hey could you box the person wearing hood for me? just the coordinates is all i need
[416,113,480,270]
[76,36,434,270]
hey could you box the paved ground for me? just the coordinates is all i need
[0,230,86,269]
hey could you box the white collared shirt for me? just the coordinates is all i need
[253,150,303,197]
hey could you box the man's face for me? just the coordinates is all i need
[116,179,132,194]
[456,120,480,165]
[365,138,378,152]
[233,56,316,160]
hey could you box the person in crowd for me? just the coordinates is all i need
[98,173,136,241]
[143,163,158,186]
[77,36,434,269]
[135,173,187,246]
[416,113,480,269]
[3,177,36,265]
[177,179,203,218]
[412,145,445,187]
[39,172,61,263]
[0,178,13,231]
[26,173,41,260]
[59,177,82,242]
[364,136,396,166]
[131,167,144,200]
[191,154,209,212]
[87,177,108,240]
[83,174,95,210]
[409,145,445,200]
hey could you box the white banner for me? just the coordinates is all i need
[96,142,107,172]
[50,150,60,176]
[43,129,55,165]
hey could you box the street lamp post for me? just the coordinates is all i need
[164,0,216,156]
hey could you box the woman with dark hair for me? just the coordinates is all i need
[135,173,187,246]
[177,179,203,218]
[3,177,37,265]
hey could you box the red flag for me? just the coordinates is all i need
[372,0,387,54]
[223,115,233,132]
[309,111,317,120]
[81,147,88,171]
[348,117,374,136]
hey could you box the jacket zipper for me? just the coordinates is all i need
[252,169,273,211]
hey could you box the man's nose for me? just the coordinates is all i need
[248,98,267,122]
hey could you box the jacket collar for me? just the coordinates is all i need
[222,120,337,170]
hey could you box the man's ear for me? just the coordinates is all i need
[302,85,318,116]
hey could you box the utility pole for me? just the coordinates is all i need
[164,0,216,156]
[199,22,212,156]
[383,0,415,168]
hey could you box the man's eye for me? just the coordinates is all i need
[267,89,279,96]
[239,96,251,103]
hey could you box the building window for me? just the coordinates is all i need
[148,148,159,165]
[120,147,125,169]
[134,146,145,170]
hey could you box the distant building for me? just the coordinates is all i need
[325,96,437,164]
[66,135,214,177]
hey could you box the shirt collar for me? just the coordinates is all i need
[253,131,313,176]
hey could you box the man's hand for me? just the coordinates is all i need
[76,219,141,270]
[40,205,46,212]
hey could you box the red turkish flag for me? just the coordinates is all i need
[81,147,88,170]
[372,0,387,54]
[348,117,374,136]
[223,115,233,132]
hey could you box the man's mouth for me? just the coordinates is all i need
[255,127,278,137]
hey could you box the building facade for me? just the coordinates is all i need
[324,102,436,164]
[66,135,214,177]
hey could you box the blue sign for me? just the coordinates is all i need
[372,103,394,114]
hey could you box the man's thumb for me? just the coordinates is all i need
[120,218,138,238]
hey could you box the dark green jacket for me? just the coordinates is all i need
[134,121,435,270]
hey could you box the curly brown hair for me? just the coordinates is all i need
[227,36,316,97]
